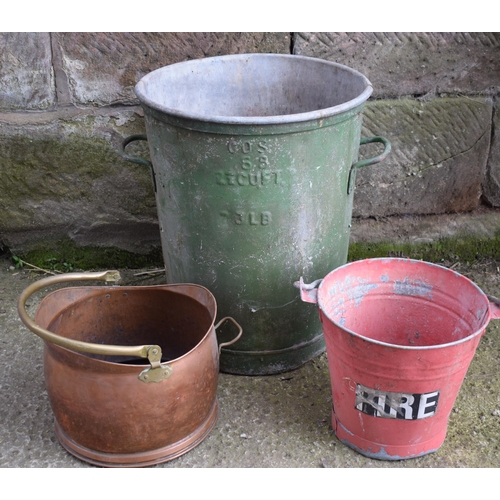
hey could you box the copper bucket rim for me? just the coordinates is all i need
[39,283,216,367]
[18,271,243,380]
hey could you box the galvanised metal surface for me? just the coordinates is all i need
[127,54,390,375]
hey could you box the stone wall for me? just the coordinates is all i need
[1,32,499,257]
[294,33,500,218]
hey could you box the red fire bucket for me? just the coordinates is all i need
[297,258,500,460]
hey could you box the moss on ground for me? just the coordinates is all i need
[8,231,500,272]
[348,233,500,264]
[10,239,163,272]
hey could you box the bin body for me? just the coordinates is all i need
[136,54,374,374]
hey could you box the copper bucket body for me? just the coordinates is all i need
[18,273,242,467]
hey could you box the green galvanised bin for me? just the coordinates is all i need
[122,53,390,375]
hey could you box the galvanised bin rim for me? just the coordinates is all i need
[134,53,373,126]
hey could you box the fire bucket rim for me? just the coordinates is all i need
[315,257,492,351]
[134,53,373,126]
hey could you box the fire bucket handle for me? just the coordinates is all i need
[347,136,391,194]
[215,316,243,354]
[17,271,171,383]
[293,277,323,304]
[120,134,157,192]
[487,294,500,320]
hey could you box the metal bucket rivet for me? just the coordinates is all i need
[297,258,500,460]
[121,53,391,375]
[18,271,242,467]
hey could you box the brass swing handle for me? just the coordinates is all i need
[18,271,244,383]
[17,270,161,363]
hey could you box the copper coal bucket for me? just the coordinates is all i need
[17,271,242,467]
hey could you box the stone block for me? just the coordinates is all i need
[0,33,55,111]
[55,32,290,106]
[350,207,500,245]
[482,98,500,207]
[294,32,500,98]
[352,97,492,217]
[0,108,160,254]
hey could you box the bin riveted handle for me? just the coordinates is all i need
[120,134,157,193]
[17,271,172,384]
[215,316,243,355]
[293,277,323,304]
[347,136,391,194]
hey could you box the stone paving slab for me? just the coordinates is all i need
[350,207,500,245]
[1,254,499,468]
